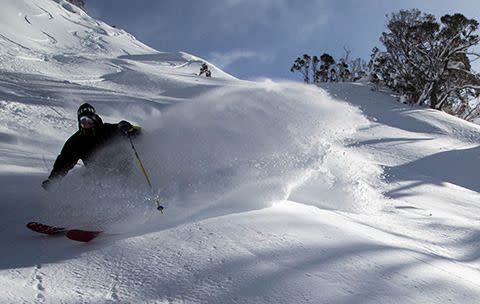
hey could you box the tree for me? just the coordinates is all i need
[319,53,335,82]
[330,68,338,82]
[338,59,351,82]
[312,56,320,83]
[290,54,312,83]
[368,47,394,87]
[342,46,352,65]
[350,57,368,81]
[291,52,366,84]
[378,9,480,111]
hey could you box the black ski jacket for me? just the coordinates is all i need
[48,117,139,180]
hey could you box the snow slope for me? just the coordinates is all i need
[2,0,480,303]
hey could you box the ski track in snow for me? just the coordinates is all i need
[0,34,31,51]
[41,31,57,44]
[31,264,45,303]
[34,5,54,20]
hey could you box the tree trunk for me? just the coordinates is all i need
[430,82,439,109]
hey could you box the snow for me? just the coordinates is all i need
[2,0,480,303]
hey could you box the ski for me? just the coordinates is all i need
[66,229,101,242]
[26,222,66,235]
[26,222,102,242]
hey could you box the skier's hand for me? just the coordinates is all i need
[41,179,53,191]
[129,125,141,137]
[118,120,141,137]
[118,120,133,135]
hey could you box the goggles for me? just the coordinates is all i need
[79,115,95,129]
[78,105,95,117]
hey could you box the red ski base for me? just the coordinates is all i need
[26,222,102,242]
[66,229,101,242]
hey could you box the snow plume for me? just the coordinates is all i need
[129,80,386,229]
[208,50,271,69]
[34,80,386,232]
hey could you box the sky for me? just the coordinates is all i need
[86,0,480,81]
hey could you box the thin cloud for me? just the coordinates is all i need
[201,0,332,41]
[208,50,272,69]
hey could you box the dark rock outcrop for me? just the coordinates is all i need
[66,0,85,10]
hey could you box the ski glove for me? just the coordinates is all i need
[118,120,132,134]
[118,120,141,137]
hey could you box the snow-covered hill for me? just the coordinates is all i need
[2,0,480,303]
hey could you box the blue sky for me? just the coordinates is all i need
[87,0,480,81]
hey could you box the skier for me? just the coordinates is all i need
[199,63,212,77]
[41,103,140,191]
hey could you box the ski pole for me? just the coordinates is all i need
[128,136,164,212]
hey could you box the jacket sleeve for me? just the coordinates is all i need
[48,135,81,180]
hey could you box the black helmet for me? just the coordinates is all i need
[77,103,103,130]
[77,103,96,120]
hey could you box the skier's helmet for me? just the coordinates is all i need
[77,103,97,129]
[78,103,96,119]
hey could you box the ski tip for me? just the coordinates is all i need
[26,222,66,235]
[26,221,38,229]
[66,229,102,243]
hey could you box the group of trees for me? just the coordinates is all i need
[290,51,367,84]
[292,9,480,121]
[370,9,480,119]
